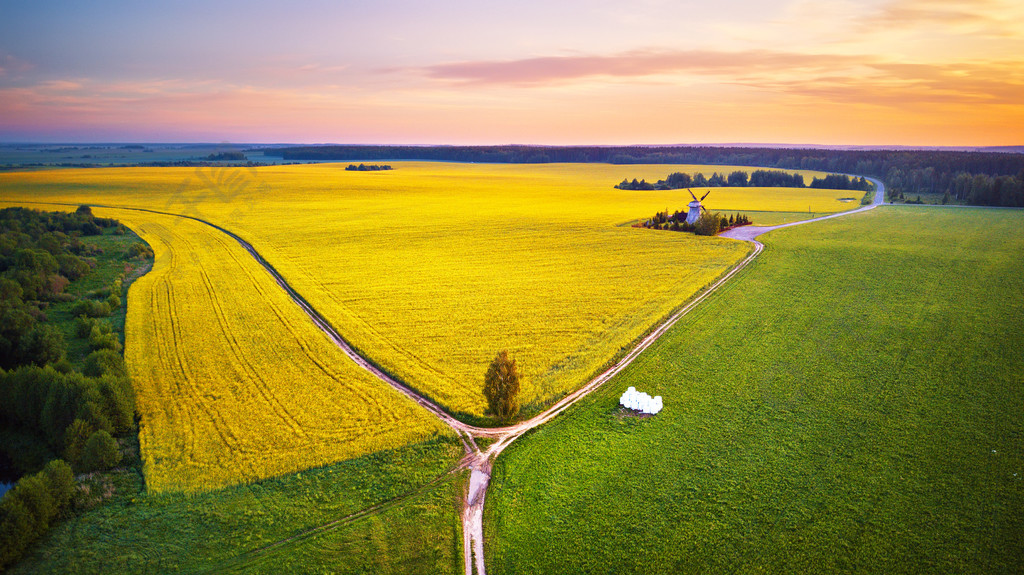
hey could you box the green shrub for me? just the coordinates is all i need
[80,430,121,472]
[87,322,120,352]
[83,348,126,378]
[694,211,722,236]
[56,254,91,281]
[73,315,97,338]
[126,242,154,259]
[72,299,111,318]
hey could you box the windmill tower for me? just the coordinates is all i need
[685,189,711,225]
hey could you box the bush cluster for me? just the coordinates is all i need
[640,210,752,235]
[0,460,76,570]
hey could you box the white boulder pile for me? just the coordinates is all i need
[619,386,663,415]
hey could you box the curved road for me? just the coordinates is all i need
[19,177,884,575]
[720,177,885,241]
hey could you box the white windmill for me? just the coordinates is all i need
[685,189,712,225]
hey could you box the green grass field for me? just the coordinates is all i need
[9,437,464,574]
[484,206,1024,574]
[225,471,466,574]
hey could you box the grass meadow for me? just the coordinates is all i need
[484,206,1024,574]
[0,162,854,421]
[8,437,464,573]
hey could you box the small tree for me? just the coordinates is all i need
[483,350,522,422]
[694,211,722,236]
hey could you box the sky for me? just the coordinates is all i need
[1,0,1022,146]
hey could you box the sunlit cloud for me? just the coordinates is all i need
[867,0,1014,30]
[741,58,1024,106]
[415,49,864,86]
[412,47,1024,108]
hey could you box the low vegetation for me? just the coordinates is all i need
[485,207,1024,573]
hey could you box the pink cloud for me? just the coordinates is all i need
[416,49,864,86]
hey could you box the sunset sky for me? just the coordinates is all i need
[1,0,1022,145]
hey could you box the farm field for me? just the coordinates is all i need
[81,206,453,492]
[484,207,1024,573]
[8,438,464,574]
[0,162,857,420]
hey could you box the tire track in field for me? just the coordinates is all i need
[213,233,395,432]
[158,231,248,484]
[20,180,884,574]
[197,264,308,440]
[193,468,463,575]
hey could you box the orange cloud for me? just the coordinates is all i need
[869,0,1001,25]
[742,59,1024,107]
[413,48,1024,108]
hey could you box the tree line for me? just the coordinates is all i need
[261,145,1024,207]
[0,206,149,570]
[615,170,871,191]
[204,151,247,162]
[886,170,1023,206]
[344,163,393,171]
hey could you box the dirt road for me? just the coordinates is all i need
[720,178,885,241]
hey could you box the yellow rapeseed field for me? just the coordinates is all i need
[95,207,452,492]
[1,162,857,419]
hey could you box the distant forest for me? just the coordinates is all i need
[262,145,1024,207]
[616,170,872,192]
[344,163,393,171]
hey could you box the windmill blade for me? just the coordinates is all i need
[700,190,711,201]
[688,188,699,202]
[701,205,708,213]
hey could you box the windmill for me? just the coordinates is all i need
[685,189,711,225]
